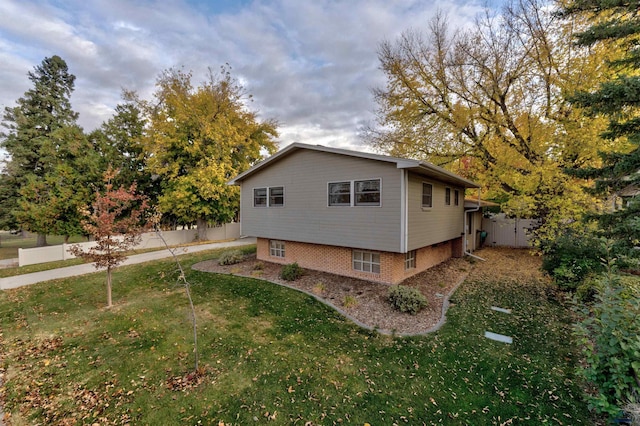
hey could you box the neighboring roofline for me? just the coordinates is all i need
[464,198,500,208]
[229,142,480,188]
[618,183,640,197]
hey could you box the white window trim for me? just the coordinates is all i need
[269,240,285,258]
[253,187,268,208]
[327,180,352,206]
[253,186,285,208]
[445,187,451,206]
[405,250,416,270]
[422,181,433,209]
[268,186,285,208]
[454,189,460,206]
[354,178,382,207]
[327,178,382,207]
[352,250,381,274]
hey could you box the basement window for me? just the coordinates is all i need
[405,250,416,270]
[269,240,285,258]
[353,250,380,274]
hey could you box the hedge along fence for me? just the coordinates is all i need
[18,223,241,267]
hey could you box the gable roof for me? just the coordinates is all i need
[229,142,480,188]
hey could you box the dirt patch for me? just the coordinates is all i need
[193,253,473,335]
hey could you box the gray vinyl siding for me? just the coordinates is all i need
[240,149,402,252]
[406,172,465,250]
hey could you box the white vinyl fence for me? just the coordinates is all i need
[481,215,539,248]
[18,223,240,267]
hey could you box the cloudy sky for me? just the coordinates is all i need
[0,0,492,152]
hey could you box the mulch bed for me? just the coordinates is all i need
[193,254,472,335]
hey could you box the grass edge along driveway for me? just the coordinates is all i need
[0,248,595,425]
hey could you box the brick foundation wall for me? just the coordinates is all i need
[257,238,456,285]
[388,241,453,284]
[451,236,464,258]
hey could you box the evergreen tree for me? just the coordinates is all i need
[562,0,640,257]
[0,55,87,245]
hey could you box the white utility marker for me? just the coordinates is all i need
[484,331,513,344]
[490,306,512,314]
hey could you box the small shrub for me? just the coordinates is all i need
[342,295,358,308]
[388,285,427,315]
[253,261,265,271]
[312,282,326,295]
[218,249,244,266]
[280,262,303,281]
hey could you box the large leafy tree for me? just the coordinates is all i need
[369,0,617,241]
[142,66,278,239]
[0,55,93,244]
[89,93,158,204]
[561,0,640,256]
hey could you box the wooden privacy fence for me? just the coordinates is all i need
[481,215,539,248]
[18,223,240,267]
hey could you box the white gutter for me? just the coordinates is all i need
[464,188,486,261]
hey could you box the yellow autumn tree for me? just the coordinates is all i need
[370,0,622,242]
[142,66,278,238]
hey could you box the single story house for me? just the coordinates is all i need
[229,143,480,285]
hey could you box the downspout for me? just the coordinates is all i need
[464,187,486,261]
[401,170,408,253]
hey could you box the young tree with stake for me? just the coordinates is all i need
[69,168,151,308]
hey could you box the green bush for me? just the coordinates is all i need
[280,262,303,281]
[388,285,427,315]
[540,230,607,291]
[218,249,244,266]
[575,279,640,419]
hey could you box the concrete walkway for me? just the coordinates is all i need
[0,237,256,290]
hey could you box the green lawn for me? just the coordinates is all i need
[0,249,596,425]
[0,232,87,260]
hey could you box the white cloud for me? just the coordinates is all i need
[0,0,490,150]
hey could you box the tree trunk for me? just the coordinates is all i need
[64,235,70,244]
[106,266,113,308]
[36,233,47,247]
[196,217,208,241]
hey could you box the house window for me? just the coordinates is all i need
[254,188,267,207]
[354,179,381,206]
[255,186,284,207]
[353,250,380,274]
[328,181,351,206]
[422,183,433,208]
[269,186,284,207]
[405,250,416,270]
[445,188,451,205]
[454,189,459,206]
[329,179,381,206]
[269,240,285,258]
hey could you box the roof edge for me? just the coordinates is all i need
[228,142,479,188]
